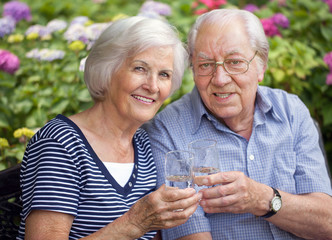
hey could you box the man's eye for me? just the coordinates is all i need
[199,63,214,69]
[225,59,244,65]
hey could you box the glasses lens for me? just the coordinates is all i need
[197,62,215,76]
[224,59,248,74]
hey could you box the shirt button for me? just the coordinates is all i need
[135,165,138,169]
[133,174,136,178]
[129,182,132,187]
[249,154,255,160]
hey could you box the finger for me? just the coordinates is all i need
[200,181,238,199]
[200,193,237,208]
[195,171,241,186]
[161,185,197,202]
[167,192,202,212]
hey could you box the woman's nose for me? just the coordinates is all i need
[143,74,159,93]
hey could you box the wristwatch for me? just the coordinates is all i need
[261,187,282,218]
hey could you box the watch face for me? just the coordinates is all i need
[272,197,282,211]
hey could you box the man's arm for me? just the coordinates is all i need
[198,171,332,240]
[268,191,332,240]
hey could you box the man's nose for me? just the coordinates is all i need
[211,64,232,86]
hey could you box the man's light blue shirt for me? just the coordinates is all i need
[143,86,332,240]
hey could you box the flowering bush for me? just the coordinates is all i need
[0,0,331,170]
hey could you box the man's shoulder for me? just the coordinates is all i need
[259,85,303,109]
[156,92,193,120]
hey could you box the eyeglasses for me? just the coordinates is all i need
[195,51,258,76]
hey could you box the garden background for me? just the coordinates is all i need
[1,0,332,173]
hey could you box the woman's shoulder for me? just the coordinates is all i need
[29,115,79,145]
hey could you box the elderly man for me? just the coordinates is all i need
[143,9,332,240]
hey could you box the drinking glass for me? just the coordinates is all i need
[165,150,194,189]
[188,139,220,186]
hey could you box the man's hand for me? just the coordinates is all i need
[196,171,272,216]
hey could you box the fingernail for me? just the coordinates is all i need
[198,192,203,200]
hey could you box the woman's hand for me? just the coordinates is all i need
[124,185,201,238]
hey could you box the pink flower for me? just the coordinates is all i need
[0,49,20,74]
[198,0,227,9]
[192,0,227,15]
[261,18,281,37]
[326,72,332,85]
[323,51,332,68]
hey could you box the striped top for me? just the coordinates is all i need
[17,114,157,240]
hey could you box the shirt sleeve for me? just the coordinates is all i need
[292,97,332,195]
[143,118,212,239]
[20,138,80,220]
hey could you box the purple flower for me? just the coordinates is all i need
[261,18,281,37]
[47,19,68,33]
[271,13,289,28]
[0,49,20,74]
[25,24,50,37]
[139,1,172,16]
[70,16,89,26]
[0,17,16,37]
[244,4,259,13]
[26,48,65,61]
[64,24,88,43]
[3,1,32,23]
[324,52,332,68]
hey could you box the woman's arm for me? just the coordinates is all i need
[25,185,201,240]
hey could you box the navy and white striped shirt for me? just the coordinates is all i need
[17,114,157,240]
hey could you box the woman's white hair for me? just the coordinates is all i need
[84,16,188,102]
[188,9,269,72]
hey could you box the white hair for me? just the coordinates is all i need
[188,9,269,71]
[84,16,188,102]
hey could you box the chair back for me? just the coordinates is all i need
[0,164,21,240]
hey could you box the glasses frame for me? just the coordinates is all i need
[195,51,258,76]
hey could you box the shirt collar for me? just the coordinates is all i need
[190,85,282,134]
[256,86,282,122]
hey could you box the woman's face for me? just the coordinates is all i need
[106,46,174,125]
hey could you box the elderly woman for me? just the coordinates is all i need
[17,16,200,240]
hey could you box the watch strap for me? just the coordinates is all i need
[261,187,281,218]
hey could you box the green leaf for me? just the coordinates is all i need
[50,100,70,114]
[322,105,332,126]
[271,69,286,82]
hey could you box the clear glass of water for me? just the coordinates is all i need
[165,150,194,189]
[188,139,220,186]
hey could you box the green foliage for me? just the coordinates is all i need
[0,0,331,170]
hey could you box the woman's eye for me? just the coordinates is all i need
[160,72,170,79]
[134,66,146,72]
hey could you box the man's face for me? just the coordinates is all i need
[192,20,265,124]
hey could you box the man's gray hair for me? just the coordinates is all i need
[188,9,269,71]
